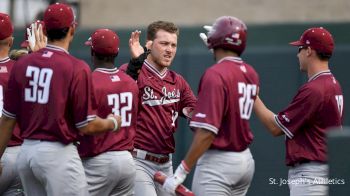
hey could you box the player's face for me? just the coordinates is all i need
[148,30,177,68]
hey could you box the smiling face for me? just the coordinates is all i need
[148,29,177,69]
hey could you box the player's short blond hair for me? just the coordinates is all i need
[147,21,179,41]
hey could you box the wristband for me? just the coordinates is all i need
[107,116,119,132]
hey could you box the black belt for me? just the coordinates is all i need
[131,151,169,164]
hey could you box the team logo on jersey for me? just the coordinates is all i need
[142,86,180,106]
[42,51,53,58]
[110,75,120,82]
[240,65,247,73]
[194,113,206,118]
[0,66,8,73]
[282,115,290,123]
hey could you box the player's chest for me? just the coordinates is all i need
[140,80,181,107]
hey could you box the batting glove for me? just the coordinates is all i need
[199,25,213,52]
[163,161,190,194]
[26,22,37,51]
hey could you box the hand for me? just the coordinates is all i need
[163,161,190,194]
[129,30,145,59]
[107,114,122,132]
[27,22,47,52]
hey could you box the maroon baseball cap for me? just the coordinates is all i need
[0,13,14,40]
[289,27,334,56]
[21,20,46,48]
[85,29,120,55]
[44,3,76,30]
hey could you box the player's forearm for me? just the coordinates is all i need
[183,128,215,170]
[0,116,16,158]
[78,116,121,135]
[254,96,283,136]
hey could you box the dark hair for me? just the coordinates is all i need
[46,27,70,41]
[316,52,332,61]
[147,21,179,41]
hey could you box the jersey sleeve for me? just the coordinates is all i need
[178,76,196,118]
[3,64,20,119]
[70,63,97,128]
[275,85,321,139]
[189,70,225,134]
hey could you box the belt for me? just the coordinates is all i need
[131,150,170,164]
[291,160,311,167]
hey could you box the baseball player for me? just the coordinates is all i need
[162,16,259,196]
[78,28,139,196]
[122,21,197,196]
[0,13,24,196]
[0,3,121,196]
[253,27,343,196]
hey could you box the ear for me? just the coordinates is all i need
[145,40,153,50]
[8,37,14,48]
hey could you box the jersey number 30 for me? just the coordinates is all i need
[238,82,257,120]
[108,92,133,127]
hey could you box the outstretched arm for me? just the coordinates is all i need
[254,96,283,136]
[126,30,151,80]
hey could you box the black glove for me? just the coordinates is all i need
[126,46,150,80]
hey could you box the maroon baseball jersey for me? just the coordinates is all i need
[0,57,22,146]
[275,70,343,166]
[190,57,259,152]
[3,45,96,144]
[78,67,139,157]
[135,60,196,154]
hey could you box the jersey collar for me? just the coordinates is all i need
[94,67,119,74]
[144,60,168,79]
[0,57,10,63]
[217,56,243,64]
[308,70,332,82]
[46,44,69,54]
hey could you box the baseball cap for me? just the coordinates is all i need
[289,27,334,56]
[85,29,120,56]
[21,20,46,48]
[44,3,76,30]
[0,13,14,40]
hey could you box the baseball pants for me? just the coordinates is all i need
[16,139,89,196]
[133,155,175,196]
[288,161,329,196]
[82,150,136,196]
[192,148,255,196]
[0,146,24,196]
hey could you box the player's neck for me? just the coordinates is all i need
[94,62,115,69]
[214,49,238,62]
[47,40,69,51]
[0,48,10,59]
[307,60,329,79]
[146,57,168,74]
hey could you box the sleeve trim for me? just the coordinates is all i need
[75,115,96,128]
[274,115,294,139]
[2,109,16,119]
[189,121,218,134]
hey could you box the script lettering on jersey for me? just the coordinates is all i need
[142,86,180,106]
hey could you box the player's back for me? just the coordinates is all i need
[209,56,259,151]
[78,68,139,157]
[5,45,94,144]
